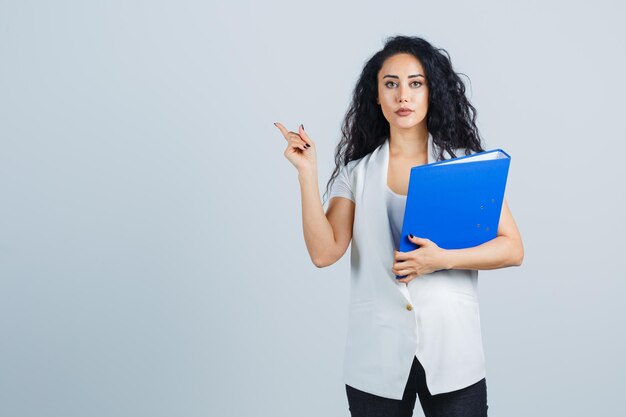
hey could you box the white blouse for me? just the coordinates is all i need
[332,178,422,358]
[325,134,485,399]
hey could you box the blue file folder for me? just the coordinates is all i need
[395,149,511,279]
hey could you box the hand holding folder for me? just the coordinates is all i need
[395,149,511,279]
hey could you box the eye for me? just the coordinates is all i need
[384,81,423,88]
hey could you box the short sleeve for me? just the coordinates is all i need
[328,164,354,202]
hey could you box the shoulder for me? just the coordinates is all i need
[336,139,387,176]
[347,140,386,171]
[338,154,367,177]
[345,158,361,172]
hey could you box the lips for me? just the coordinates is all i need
[396,108,414,116]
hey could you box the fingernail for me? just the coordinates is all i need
[305,144,310,148]
[301,124,305,130]
[273,122,277,126]
[409,234,414,238]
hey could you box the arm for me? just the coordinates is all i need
[298,168,355,268]
[275,122,354,268]
[444,198,524,270]
[393,198,523,281]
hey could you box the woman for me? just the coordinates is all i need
[274,35,523,417]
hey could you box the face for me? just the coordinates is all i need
[376,53,429,130]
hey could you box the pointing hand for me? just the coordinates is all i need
[274,122,317,173]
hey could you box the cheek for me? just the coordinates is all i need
[379,91,392,104]
[380,96,395,112]
[417,91,429,111]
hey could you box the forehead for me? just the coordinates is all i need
[379,53,424,77]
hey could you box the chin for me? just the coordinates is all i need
[393,120,419,129]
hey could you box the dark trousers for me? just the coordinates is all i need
[345,355,488,417]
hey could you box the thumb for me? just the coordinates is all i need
[408,234,430,245]
[299,124,314,146]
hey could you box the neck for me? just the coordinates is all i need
[388,123,429,158]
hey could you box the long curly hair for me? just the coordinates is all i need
[322,35,485,205]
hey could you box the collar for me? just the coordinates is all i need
[359,132,437,288]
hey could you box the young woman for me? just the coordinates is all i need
[274,35,523,417]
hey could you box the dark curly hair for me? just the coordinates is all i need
[322,35,485,205]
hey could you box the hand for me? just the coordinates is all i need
[392,235,449,284]
[274,122,317,173]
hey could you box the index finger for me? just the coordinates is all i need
[273,122,291,140]
[394,250,410,261]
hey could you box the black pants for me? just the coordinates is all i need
[345,355,488,417]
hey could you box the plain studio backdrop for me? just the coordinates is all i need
[1,1,624,416]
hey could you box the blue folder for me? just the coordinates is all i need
[395,149,511,279]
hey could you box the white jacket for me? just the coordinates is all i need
[340,134,486,399]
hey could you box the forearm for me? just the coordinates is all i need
[444,236,524,270]
[298,168,337,266]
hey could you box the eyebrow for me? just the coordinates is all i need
[382,74,425,79]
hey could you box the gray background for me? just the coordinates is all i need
[1,0,624,416]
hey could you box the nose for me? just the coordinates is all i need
[398,86,408,103]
